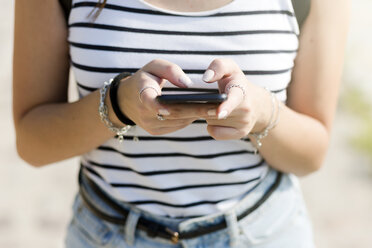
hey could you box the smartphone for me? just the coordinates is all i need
[157,93,227,104]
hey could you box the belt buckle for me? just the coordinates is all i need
[165,227,180,244]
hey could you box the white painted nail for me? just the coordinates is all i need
[179,75,193,87]
[208,109,217,116]
[202,69,215,82]
[218,110,228,120]
[159,109,170,116]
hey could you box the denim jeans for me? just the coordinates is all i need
[65,169,315,248]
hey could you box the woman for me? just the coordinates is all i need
[13,0,350,247]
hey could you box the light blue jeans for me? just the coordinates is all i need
[65,169,315,248]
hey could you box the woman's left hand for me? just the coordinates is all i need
[202,58,272,140]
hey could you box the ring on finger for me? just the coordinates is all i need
[139,86,161,103]
[226,84,246,99]
[157,114,166,121]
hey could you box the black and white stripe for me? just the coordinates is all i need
[69,0,298,217]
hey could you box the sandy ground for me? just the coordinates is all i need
[1,0,372,247]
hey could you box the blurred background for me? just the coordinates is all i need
[1,0,371,247]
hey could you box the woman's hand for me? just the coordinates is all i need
[202,58,272,140]
[116,59,200,135]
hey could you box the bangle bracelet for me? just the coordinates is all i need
[250,91,281,154]
[109,72,136,126]
[99,81,132,142]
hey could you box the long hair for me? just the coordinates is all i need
[98,0,107,8]
[89,0,107,20]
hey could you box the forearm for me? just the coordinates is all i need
[251,102,329,176]
[15,90,118,167]
[254,0,350,177]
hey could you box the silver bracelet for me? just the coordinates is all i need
[99,80,132,143]
[250,91,281,154]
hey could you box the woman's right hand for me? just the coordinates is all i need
[115,59,198,135]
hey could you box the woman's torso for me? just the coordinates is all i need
[68,0,299,218]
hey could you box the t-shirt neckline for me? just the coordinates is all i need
[137,0,237,16]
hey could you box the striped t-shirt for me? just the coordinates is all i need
[68,0,299,218]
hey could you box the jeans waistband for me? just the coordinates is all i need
[79,166,281,244]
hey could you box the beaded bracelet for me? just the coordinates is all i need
[250,91,281,154]
[99,80,132,142]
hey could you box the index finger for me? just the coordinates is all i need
[143,59,193,88]
[139,72,170,116]
[202,58,241,84]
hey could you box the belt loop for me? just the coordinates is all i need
[224,209,240,247]
[124,209,141,246]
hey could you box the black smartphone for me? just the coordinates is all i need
[157,93,227,104]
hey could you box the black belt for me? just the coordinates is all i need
[78,170,282,244]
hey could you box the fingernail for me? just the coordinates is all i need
[179,75,193,88]
[202,69,215,82]
[159,109,170,116]
[218,110,228,120]
[208,109,217,116]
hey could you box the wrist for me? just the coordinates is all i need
[110,72,136,126]
[105,88,125,127]
[117,76,131,119]
[251,87,272,133]
[98,81,132,142]
[249,88,281,153]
